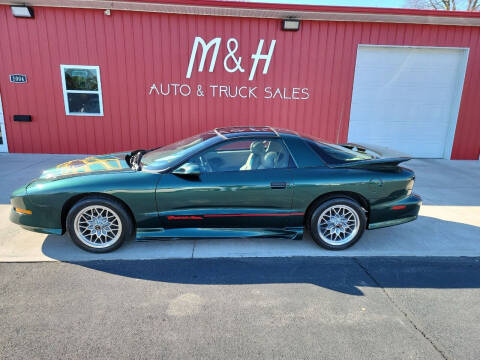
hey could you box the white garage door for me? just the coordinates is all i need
[348,46,468,158]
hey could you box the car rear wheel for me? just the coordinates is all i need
[66,197,133,253]
[309,198,366,250]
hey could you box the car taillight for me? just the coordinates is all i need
[406,176,415,196]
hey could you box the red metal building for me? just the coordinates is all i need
[0,0,479,159]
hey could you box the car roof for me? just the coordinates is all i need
[213,126,299,139]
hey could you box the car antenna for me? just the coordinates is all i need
[213,128,228,139]
[268,126,279,137]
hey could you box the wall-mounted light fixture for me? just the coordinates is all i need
[282,19,300,31]
[11,6,34,19]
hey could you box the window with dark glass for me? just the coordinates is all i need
[188,138,294,173]
[305,139,373,165]
[60,65,103,116]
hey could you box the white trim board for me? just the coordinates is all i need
[0,94,8,153]
[1,1,480,27]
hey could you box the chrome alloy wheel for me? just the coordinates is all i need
[73,205,122,248]
[317,205,360,246]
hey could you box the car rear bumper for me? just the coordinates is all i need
[368,193,422,230]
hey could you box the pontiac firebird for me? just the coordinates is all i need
[10,127,421,253]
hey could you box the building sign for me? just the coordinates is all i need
[9,74,27,83]
[186,37,276,81]
[149,36,310,101]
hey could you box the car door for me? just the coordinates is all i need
[155,137,298,229]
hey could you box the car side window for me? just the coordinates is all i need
[188,138,293,173]
[305,139,372,165]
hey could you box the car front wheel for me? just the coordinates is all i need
[309,198,366,250]
[66,197,133,253]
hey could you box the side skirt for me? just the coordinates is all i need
[136,227,304,241]
[367,216,417,230]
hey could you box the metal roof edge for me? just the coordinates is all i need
[2,0,480,26]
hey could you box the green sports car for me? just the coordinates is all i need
[10,127,421,253]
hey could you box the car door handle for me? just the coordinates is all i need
[270,182,287,189]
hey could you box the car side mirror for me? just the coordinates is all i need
[172,162,201,176]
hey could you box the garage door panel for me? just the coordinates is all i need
[351,86,454,104]
[351,104,451,125]
[348,46,467,158]
[354,69,457,88]
[349,121,448,141]
[357,47,463,67]
[352,82,456,101]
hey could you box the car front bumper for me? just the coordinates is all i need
[368,193,422,230]
[9,186,63,235]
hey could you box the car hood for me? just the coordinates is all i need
[38,153,131,180]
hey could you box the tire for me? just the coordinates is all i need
[66,196,133,253]
[309,197,366,250]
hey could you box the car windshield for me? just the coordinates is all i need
[305,136,373,164]
[141,131,219,170]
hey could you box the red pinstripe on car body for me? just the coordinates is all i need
[167,212,304,220]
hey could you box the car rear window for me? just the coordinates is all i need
[305,139,373,165]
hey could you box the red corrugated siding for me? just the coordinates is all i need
[0,5,479,158]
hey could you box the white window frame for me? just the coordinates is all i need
[60,64,104,116]
[0,94,9,152]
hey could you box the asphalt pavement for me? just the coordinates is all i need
[1,257,479,360]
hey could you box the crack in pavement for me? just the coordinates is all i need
[191,239,196,259]
[353,257,449,360]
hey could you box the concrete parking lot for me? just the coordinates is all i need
[0,154,479,261]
